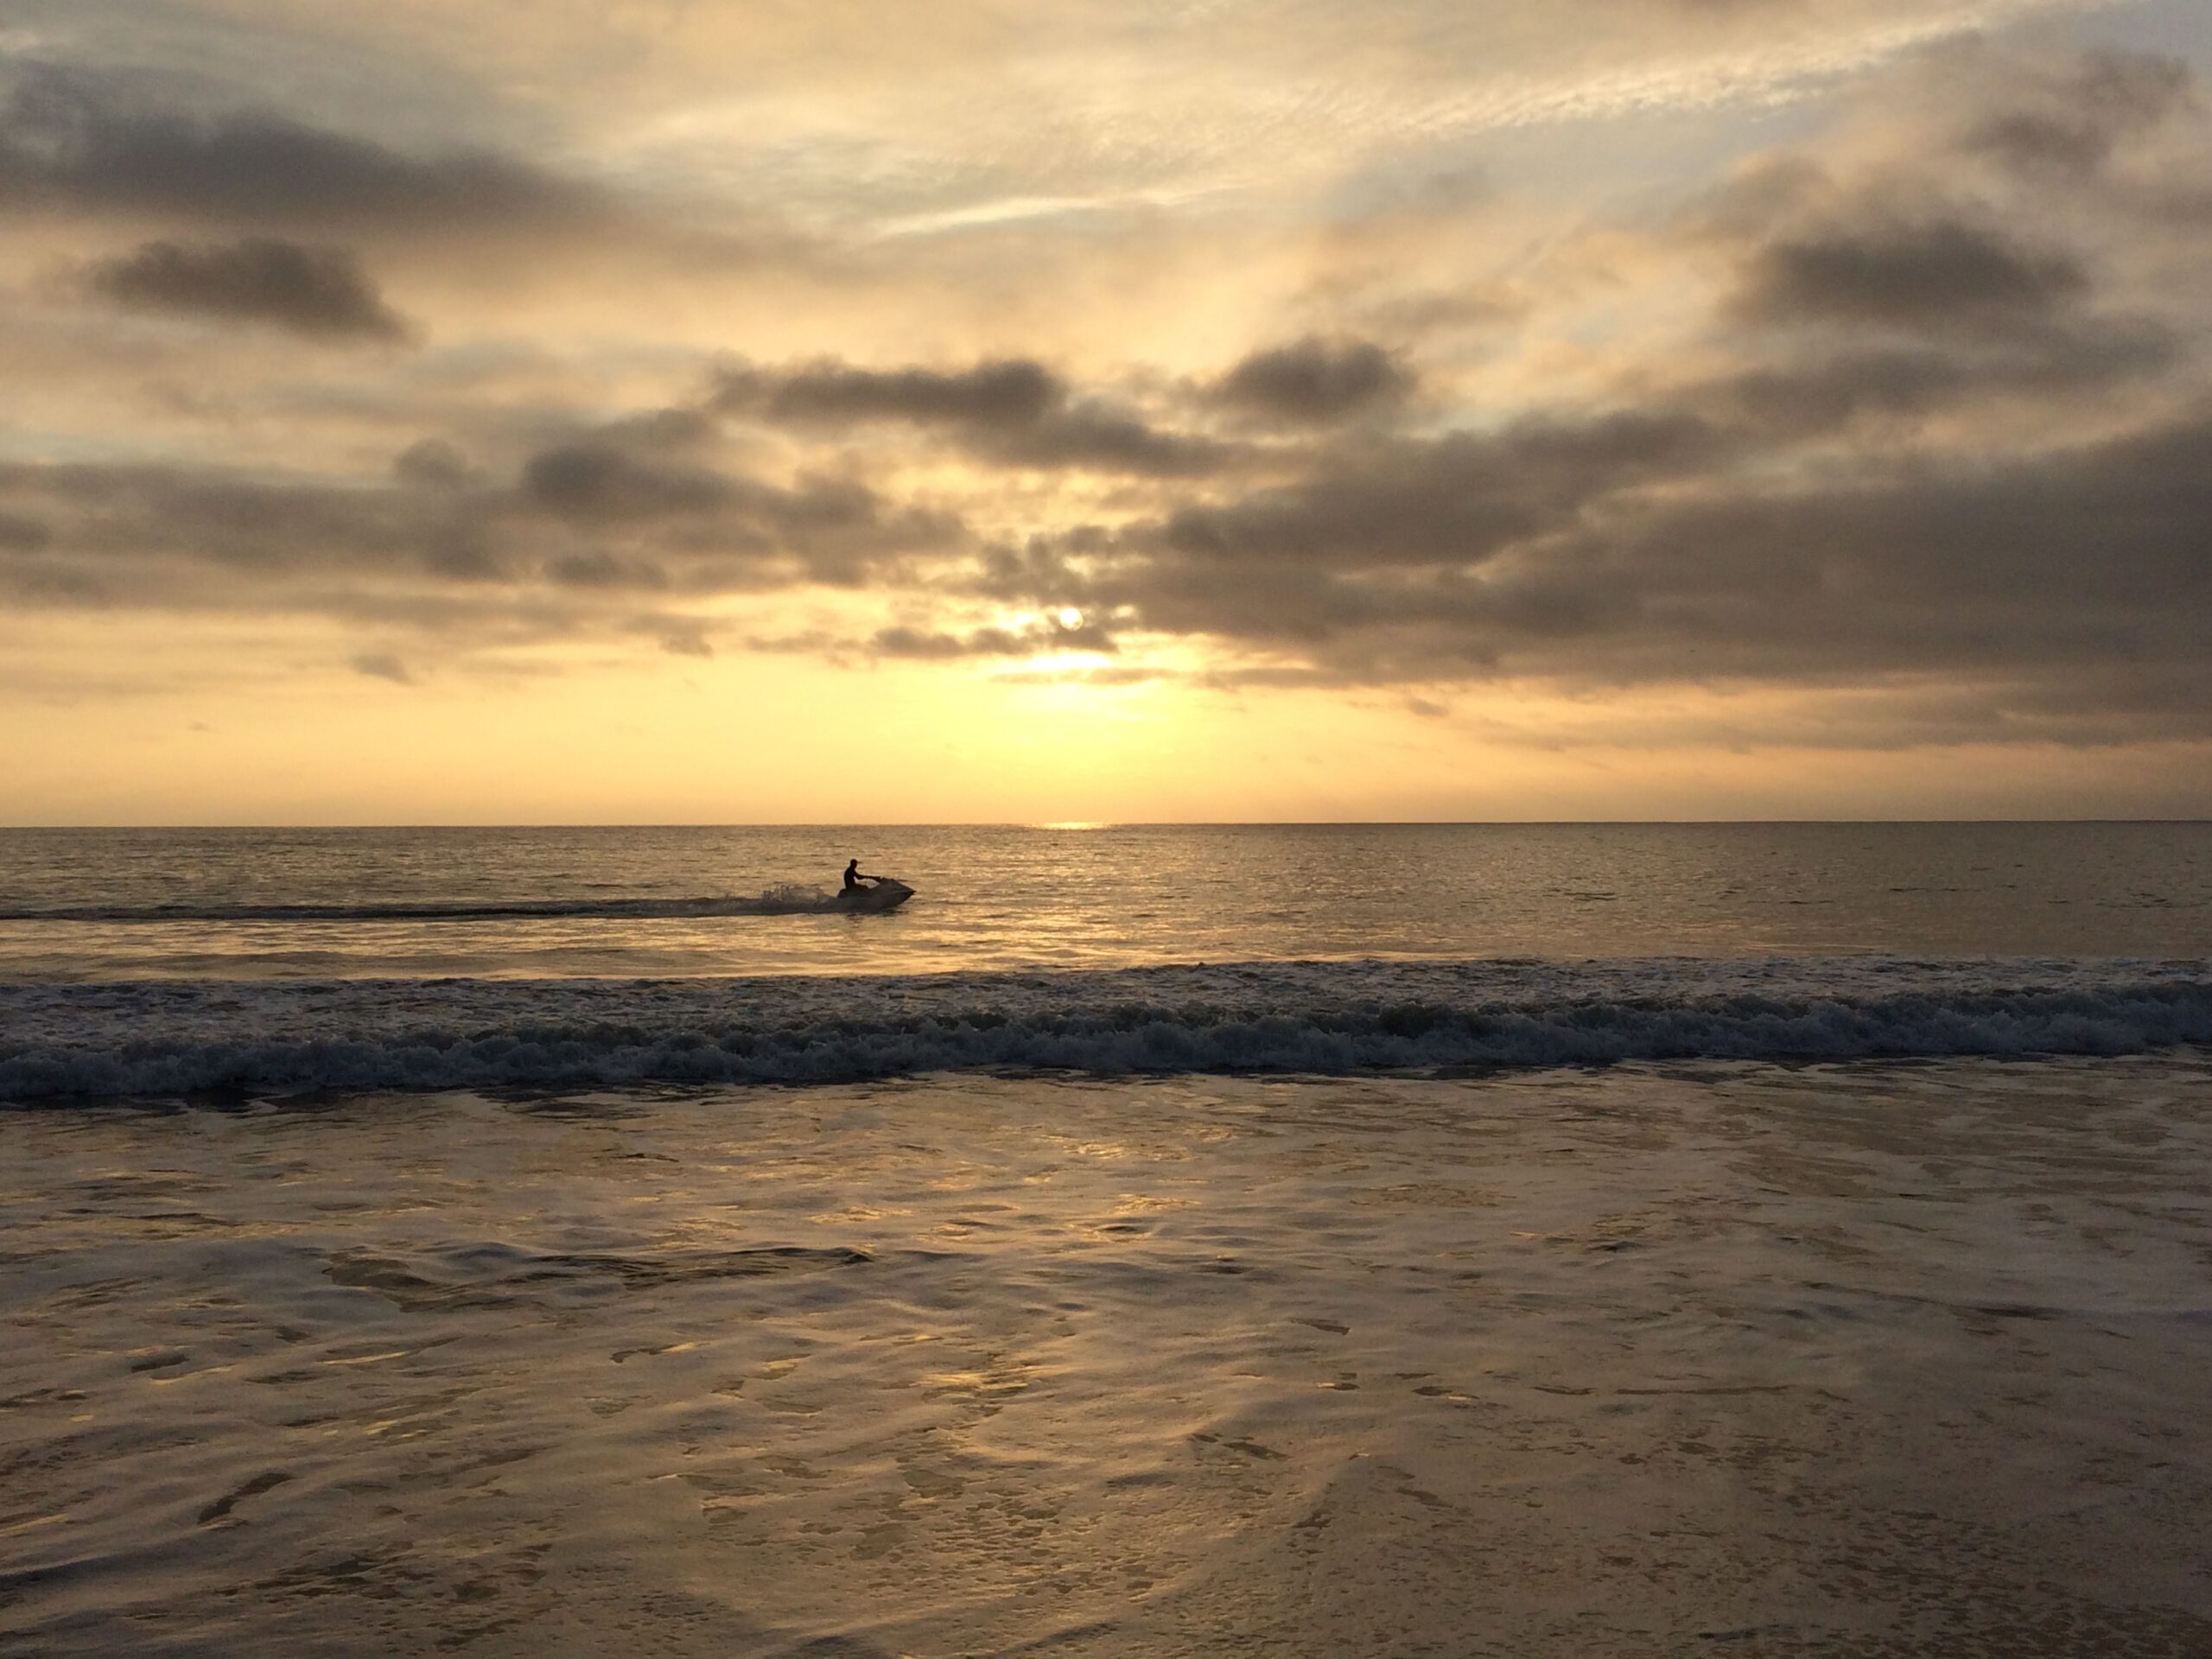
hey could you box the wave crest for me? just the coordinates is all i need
[3,958,2206,1100]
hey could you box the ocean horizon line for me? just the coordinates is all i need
[5,817,2210,833]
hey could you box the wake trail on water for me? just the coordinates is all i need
[0,886,857,924]
[3,957,2208,1101]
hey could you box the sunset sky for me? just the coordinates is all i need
[5,0,2210,822]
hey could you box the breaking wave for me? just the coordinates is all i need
[3,957,2208,1101]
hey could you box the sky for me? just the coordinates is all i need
[3,0,2210,823]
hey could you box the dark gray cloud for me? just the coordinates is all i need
[1710,48,2205,352]
[1961,50,2193,178]
[961,394,2212,731]
[0,64,607,236]
[0,442,966,635]
[714,357,1232,477]
[0,512,51,553]
[642,614,716,658]
[873,626,1031,659]
[1211,337,1412,423]
[541,550,670,591]
[962,409,1736,659]
[509,435,961,582]
[84,237,412,340]
[992,406,1227,477]
[1732,218,2088,329]
[392,439,478,489]
[1532,405,2212,702]
[730,359,1061,428]
[872,617,1117,659]
[522,444,733,520]
[1141,410,1724,577]
[1686,315,2177,438]
[350,651,414,684]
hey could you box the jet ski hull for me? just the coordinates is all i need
[834,879,914,912]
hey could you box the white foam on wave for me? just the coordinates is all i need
[2,957,2206,1101]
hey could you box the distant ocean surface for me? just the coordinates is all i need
[2,823,2206,1101]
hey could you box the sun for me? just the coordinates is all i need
[1056,607,1084,630]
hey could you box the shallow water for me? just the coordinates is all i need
[5,1057,2210,1656]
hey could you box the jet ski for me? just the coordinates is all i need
[831,877,914,912]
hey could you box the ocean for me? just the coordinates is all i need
[3,821,2210,1095]
[3,823,2209,1655]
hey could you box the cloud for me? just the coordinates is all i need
[872,617,1117,658]
[971,393,2212,734]
[1699,41,2209,355]
[871,626,1031,659]
[734,359,1061,428]
[0,442,968,643]
[392,439,479,488]
[0,512,51,552]
[1211,337,1412,423]
[507,435,963,582]
[542,550,669,590]
[948,40,2212,727]
[1961,50,2194,178]
[1685,321,2177,438]
[714,356,1233,476]
[1516,406,2212,733]
[82,237,413,340]
[1128,410,1724,579]
[350,651,414,683]
[645,616,716,658]
[4,27,2209,766]
[0,63,609,238]
[522,444,733,520]
[1732,217,2089,329]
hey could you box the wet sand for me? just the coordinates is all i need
[3,1055,2210,1656]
